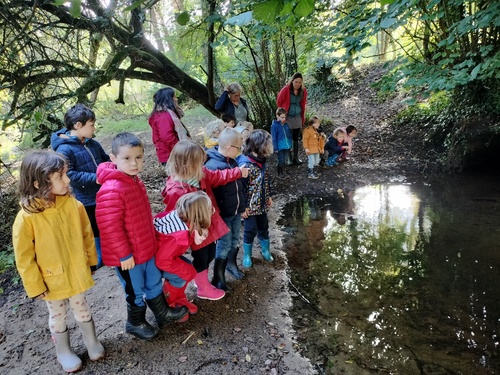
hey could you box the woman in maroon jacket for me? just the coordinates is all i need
[276,72,308,165]
[148,87,190,165]
[162,140,248,301]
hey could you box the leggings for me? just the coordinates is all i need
[46,293,92,333]
[191,242,216,273]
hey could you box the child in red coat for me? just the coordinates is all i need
[162,140,249,300]
[154,191,212,321]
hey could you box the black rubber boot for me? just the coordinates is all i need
[146,294,188,329]
[292,141,302,165]
[226,247,245,280]
[126,304,159,340]
[211,257,229,291]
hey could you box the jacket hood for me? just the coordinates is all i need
[97,162,135,185]
[153,210,188,234]
[206,147,226,163]
[51,128,92,150]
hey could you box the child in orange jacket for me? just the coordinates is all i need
[302,116,325,179]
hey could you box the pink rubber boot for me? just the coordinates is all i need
[193,269,225,300]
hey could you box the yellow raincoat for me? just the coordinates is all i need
[12,195,97,300]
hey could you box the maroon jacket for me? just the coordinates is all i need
[276,85,308,126]
[148,111,178,163]
[161,167,242,250]
[96,162,157,266]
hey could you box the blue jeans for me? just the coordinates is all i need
[216,215,242,259]
[161,256,192,288]
[115,257,163,307]
[307,153,320,169]
[326,154,339,166]
[243,212,269,244]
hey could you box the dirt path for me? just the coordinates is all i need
[0,66,433,375]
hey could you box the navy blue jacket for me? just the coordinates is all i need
[325,135,346,156]
[214,91,249,121]
[205,147,246,218]
[51,129,110,206]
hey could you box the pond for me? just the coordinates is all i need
[280,175,500,374]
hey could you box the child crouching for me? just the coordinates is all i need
[154,191,213,322]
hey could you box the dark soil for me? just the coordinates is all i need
[0,65,437,375]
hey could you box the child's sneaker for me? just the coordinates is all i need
[307,169,319,179]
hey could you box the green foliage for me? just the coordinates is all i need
[0,249,15,274]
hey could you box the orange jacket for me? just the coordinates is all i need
[302,126,325,154]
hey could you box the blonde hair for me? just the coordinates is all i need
[166,140,206,181]
[205,119,225,139]
[176,191,212,235]
[238,121,254,132]
[218,127,242,148]
[333,128,345,137]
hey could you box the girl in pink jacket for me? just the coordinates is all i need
[162,140,249,301]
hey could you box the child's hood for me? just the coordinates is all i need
[206,146,224,162]
[51,128,93,150]
[97,162,134,185]
[153,210,189,235]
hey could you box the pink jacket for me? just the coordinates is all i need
[148,111,179,163]
[276,85,308,126]
[340,127,354,154]
[96,162,157,266]
[161,167,242,250]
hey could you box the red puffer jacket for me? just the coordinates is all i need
[161,167,242,250]
[96,162,157,266]
[153,210,197,281]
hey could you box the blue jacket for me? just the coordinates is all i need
[325,135,346,156]
[205,147,246,218]
[215,91,249,121]
[51,129,110,206]
[271,120,292,152]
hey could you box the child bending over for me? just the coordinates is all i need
[204,119,225,149]
[325,128,349,166]
[154,191,212,322]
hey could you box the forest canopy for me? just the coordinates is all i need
[1,0,499,134]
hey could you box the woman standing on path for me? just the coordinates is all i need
[277,72,308,165]
[149,87,190,165]
[215,82,250,125]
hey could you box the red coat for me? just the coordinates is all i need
[148,111,178,163]
[154,211,197,281]
[276,85,308,126]
[96,162,157,266]
[161,167,242,249]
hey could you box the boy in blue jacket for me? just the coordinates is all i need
[51,104,110,268]
[204,128,247,290]
[271,107,292,177]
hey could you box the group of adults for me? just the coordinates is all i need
[148,73,307,166]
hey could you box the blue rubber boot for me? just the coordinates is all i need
[260,239,273,262]
[242,242,253,268]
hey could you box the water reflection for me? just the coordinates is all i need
[282,179,500,374]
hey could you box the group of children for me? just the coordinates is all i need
[12,103,276,372]
[271,107,358,179]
